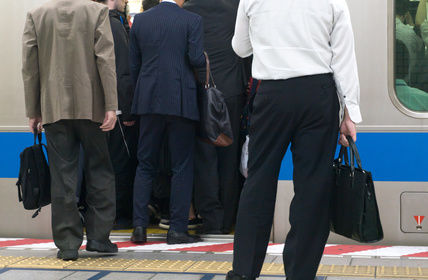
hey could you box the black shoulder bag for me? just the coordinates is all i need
[16,132,51,218]
[196,52,234,147]
[330,136,384,243]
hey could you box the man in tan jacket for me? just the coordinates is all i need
[22,0,119,261]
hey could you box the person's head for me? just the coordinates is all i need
[395,40,410,80]
[142,0,160,11]
[113,0,126,13]
[396,0,410,17]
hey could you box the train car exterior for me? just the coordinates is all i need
[1,0,427,245]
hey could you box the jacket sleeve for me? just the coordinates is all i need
[22,12,41,118]
[187,16,206,68]
[94,7,118,112]
[110,19,134,120]
[129,16,142,89]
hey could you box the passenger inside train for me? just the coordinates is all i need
[395,0,428,110]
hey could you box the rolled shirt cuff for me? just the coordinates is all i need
[344,103,362,124]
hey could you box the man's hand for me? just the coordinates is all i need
[100,111,117,132]
[123,121,136,127]
[29,117,42,134]
[339,109,357,147]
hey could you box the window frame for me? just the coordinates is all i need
[389,0,428,118]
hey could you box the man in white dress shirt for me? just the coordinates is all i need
[226,0,362,279]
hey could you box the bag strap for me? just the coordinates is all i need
[203,52,216,89]
[34,132,42,145]
[346,136,362,170]
[338,146,349,165]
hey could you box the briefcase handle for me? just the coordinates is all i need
[338,136,363,175]
[203,52,216,89]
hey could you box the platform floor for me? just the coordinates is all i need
[0,236,428,279]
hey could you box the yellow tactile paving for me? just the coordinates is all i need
[186,261,232,273]
[8,257,74,269]
[377,266,428,278]
[260,263,285,275]
[0,256,27,269]
[317,264,376,278]
[67,257,137,271]
[126,259,195,272]
[4,255,428,278]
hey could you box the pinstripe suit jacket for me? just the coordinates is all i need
[129,2,205,121]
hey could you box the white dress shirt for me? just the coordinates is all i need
[232,0,362,123]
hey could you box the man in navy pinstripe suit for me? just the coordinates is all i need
[129,0,206,244]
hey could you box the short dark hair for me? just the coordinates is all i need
[395,40,410,80]
[396,0,410,16]
[143,0,159,10]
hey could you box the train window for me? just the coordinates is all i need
[394,0,428,113]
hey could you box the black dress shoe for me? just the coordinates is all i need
[57,249,78,261]
[167,230,202,244]
[131,226,147,243]
[86,240,118,253]
[226,271,255,280]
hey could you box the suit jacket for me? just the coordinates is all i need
[129,2,205,121]
[22,0,118,125]
[184,0,250,98]
[109,10,134,121]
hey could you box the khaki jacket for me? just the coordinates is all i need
[22,0,118,125]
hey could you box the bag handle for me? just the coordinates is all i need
[346,135,363,171]
[203,52,216,89]
[338,146,349,165]
[34,132,42,145]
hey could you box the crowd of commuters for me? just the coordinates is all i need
[22,0,361,279]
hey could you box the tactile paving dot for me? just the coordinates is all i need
[261,262,285,275]
[317,264,375,277]
[126,259,195,272]
[67,257,137,271]
[0,256,27,268]
[186,261,232,273]
[8,257,74,269]
[377,266,428,278]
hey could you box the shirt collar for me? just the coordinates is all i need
[162,0,177,5]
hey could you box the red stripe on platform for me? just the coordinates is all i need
[171,243,234,252]
[323,245,389,255]
[80,241,163,250]
[0,239,53,247]
[403,251,428,257]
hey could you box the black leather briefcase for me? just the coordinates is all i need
[330,136,384,243]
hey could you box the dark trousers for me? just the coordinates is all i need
[194,94,244,233]
[133,115,195,233]
[232,74,340,280]
[44,120,116,251]
[108,118,138,226]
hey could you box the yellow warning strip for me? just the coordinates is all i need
[3,256,428,278]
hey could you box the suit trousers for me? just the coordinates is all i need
[133,115,195,233]
[107,118,138,225]
[232,74,340,280]
[44,120,116,251]
[194,94,244,233]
